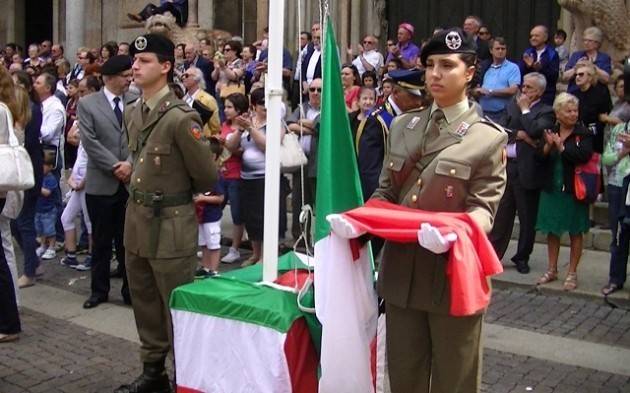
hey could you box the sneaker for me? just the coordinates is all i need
[208,270,219,277]
[221,247,241,264]
[42,248,56,260]
[76,244,89,255]
[54,241,65,252]
[75,256,92,271]
[60,256,79,268]
[195,267,211,278]
[36,245,46,257]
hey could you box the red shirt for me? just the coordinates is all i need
[220,122,242,180]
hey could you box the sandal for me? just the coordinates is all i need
[563,272,578,291]
[601,283,621,296]
[240,256,260,268]
[537,270,558,285]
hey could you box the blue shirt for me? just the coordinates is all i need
[200,175,225,223]
[479,60,521,113]
[565,50,612,94]
[258,48,293,71]
[36,173,58,213]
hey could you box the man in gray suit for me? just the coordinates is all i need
[79,56,137,309]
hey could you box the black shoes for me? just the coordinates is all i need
[513,259,530,274]
[83,296,108,309]
[114,362,172,393]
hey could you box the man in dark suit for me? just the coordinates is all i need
[463,15,491,62]
[79,56,137,308]
[301,31,322,98]
[184,43,214,95]
[490,72,555,273]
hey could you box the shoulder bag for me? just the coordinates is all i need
[0,102,35,192]
[573,135,600,204]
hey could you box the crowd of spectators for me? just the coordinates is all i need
[2,14,630,342]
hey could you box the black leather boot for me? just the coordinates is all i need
[114,361,172,393]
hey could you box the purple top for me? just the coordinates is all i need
[386,41,421,66]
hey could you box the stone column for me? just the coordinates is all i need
[187,0,199,27]
[65,0,85,62]
[257,0,268,39]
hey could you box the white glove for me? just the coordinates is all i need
[418,223,457,254]
[327,214,366,239]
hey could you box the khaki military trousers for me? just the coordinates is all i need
[386,303,483,393]
[126,251,196,363]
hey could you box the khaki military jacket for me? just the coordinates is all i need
[372,101,507,314]
[124,90,217,259]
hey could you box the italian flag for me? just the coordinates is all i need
[170,253,320,393]
[313,20,379,393]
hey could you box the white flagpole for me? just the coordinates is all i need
[262,0,286,282]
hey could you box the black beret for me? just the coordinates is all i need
[130,34,175,59]
[420,27,477,66]
[388,69,425,96]
[100,55,132,76]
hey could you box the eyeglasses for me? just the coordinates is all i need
[576,72,590,77]
[309,87,322,93]
[363,40,375,44]
[224,48,233,52]
[479,31,490,36]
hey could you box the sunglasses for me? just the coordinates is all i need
[309,87,322,93]
[224,48,233,52]
[576,72,590,77]
[479,31,490,35]
[363,40,375,44]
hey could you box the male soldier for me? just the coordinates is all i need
[115,34,216,393]
[331,28,507,392]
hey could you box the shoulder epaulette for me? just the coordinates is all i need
[476,116,506,133]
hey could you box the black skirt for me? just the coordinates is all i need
[240,178,266,241]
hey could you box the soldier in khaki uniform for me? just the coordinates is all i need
[332,28,507,392]
[115,34,216,393]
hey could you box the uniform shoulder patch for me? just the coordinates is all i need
[190,123,204,141]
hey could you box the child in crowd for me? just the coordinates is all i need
[60,128,92,270]
[361,70,377,89]
[194,140,225,278]
[35,162,60,260]
[554,29,569,68]
[376,78,394,106]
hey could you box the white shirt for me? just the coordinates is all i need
[352,50,384,77]
[103,87,123,113]
[306,49,321,84]
[294,46,309,81]
[183,88,201,107]
[40,95,66,146]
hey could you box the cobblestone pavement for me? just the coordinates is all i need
[487,288,630,350]
[4,249,630,393]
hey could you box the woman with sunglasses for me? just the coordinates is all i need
[211,40,244,100]
[563,26,612,94]
[572,62,612,154]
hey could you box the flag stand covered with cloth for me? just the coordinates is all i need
[313,19,379,393]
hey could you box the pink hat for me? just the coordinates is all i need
[399,23,415,36]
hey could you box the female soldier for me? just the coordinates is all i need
[331,27,507,393]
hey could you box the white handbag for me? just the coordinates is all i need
[280,130,308,173]
[0,103,35,192]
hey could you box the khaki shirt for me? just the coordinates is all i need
[372,100,507,313]
[123,87,217,258]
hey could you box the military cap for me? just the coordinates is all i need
[130,33,175,59]
[420,27,477,66]
[101,55,132,76]
[388,69,425,96]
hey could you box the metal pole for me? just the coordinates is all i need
[261,0,285,282]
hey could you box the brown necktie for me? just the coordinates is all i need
[141,103,150,123]
[423,109,445,152]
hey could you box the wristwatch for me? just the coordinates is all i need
[488,89,494,96]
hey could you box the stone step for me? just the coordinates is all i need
[512,218,611,252]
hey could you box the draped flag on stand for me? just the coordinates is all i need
[313,18,379,393]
